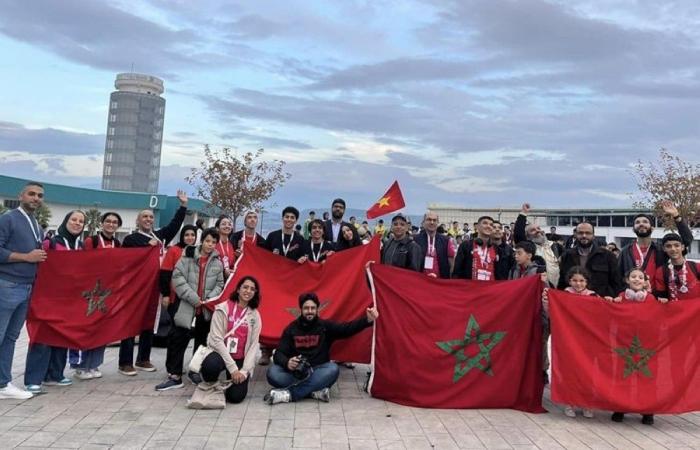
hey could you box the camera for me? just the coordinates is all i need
[292,355,313,379]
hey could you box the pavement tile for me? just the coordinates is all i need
[294,427,321,448]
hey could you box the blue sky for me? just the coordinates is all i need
[1,0,699,213]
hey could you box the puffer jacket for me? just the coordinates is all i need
[172,245,224,329]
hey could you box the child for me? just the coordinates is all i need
[508,241,540,279]
[545,266,597,419]
[608,267,662,425]
[653,233,700,302]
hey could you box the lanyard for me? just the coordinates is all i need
[311,241,324,262]
[282,232,294,256]
[427,233,436,256]
[62,237,80,250]
[138,230,164,254]
[474,243,491,266]
[225,304,248,338]
[17,207,40,244]
[98,234,115,249]
[217,241,231,261]
[633,242,649,268]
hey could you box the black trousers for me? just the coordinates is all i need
[165,326,191,376]
[201,353,248,404]
[118,330,153,366]
[192,314,211,355]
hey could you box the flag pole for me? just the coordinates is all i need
[365,260,378,396]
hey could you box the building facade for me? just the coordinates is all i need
[101,73,165,193]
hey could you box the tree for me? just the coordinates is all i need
[0,204,7,215]
[630,148,700,228]
[186,146,291,229]
[35,204,52,230]
[85,208,102,236]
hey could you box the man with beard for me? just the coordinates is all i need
[380,214,422,272]
[232,210,267,258]
[619,200,692,287]
[558,222,622,296]
[266,206,305,261]
[264,292,378,404]
[323,199,352,244]
[453,216,510,280]
[514,203,561,287]
[415,211,454,278]
[490,220,515,280]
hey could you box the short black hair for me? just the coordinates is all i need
[282,206,300,220]
[515,240,536,256]
[632,213,654,225]
[24,181,44,189]
[575,221,596,234]
[308,218,325,236]
[100,212,123,227]
[331,198,346,208]
[230,276,261,309]
[200,227,220,243]
[477,216,494,224]
[378,219,384,224]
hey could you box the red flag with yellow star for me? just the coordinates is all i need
[366,180,405,219]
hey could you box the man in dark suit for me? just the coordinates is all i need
[323,198,352,244]
[414,211,454,279]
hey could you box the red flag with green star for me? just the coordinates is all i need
[550,290,700,414]
[368,265,546,412]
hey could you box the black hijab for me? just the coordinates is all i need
[177,225,198,248]
[56,210,85,249]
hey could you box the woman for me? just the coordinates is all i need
[155,228,224,391]
[335,224,361,251]
[193,276,262,404]
[24,210,86,394]
[215,216,235,278]
[72,212,123,380]
[159,225,198,307]
[298,219,335,263]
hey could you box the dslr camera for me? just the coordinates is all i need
[292,355,313,379]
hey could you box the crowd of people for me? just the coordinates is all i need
[0,182,698,422]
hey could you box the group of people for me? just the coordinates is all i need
[1,182,698,421]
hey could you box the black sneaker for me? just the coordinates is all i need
[641,414,654,425]
[155,377,183,391]
[187,371,202,385]
[611,412,625,422]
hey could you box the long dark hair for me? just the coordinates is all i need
[230,276,261,309]
[336,224,361,250]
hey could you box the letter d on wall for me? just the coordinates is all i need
[149,195,158,208]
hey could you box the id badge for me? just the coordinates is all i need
[223,256,230,268]
[477,269,492,281]
[424,256,434,270]
[227,337,239,354]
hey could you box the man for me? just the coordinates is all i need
[654,233,700,301]
[415,211,454,278]
[266,206,305,261]
[302,211,315,240]
[323,199,352,244]
[447,221,463,239]
[558,222,622,297]
[0,182,46,400]
[514,203,560,287]
[380,214,422,272]
[619,200,692,287]
[491,220,514,280]
[119,189,188,376]
[453,216,509,280]
[232,210,267,257]
[349,216,359,229]
[322,212,329,221]
[462,223,470,235]
[373,219,386,239]
[265,292,378,404]
[546,226,560,242]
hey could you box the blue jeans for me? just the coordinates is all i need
[0,278,32,387]
[69,347,105,370]
[24,344,67,385]
[266,361,339,401]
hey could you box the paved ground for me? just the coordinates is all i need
[2,329,700,449]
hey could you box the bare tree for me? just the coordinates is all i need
[630,148,700,228]
[186,146,291,229]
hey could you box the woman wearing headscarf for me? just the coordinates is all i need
[24,210,86,394]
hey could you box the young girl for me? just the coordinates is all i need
[545,266,597,419]
[607,267,661,425]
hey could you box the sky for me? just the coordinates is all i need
[1,0,699,213]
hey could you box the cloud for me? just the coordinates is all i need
[0,121,104,155]
[218,132,313,150]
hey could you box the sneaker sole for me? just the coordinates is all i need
[156,383,184,391]
[118,371,138,376]
[135,367,157,372]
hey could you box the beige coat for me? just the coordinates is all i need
[207,300,262,377]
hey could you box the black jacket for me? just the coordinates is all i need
[414,231,450,278]
[265,230,306,261]
[323,219,353,244]
[381,236,422,272]
[452,238,510,280]
[273,315,371,368]
[123,206,187,248]
[618,219,693,278]
[558,244,622,296]
[300,240,335,262]
[495,242,515,281]
[231,230,267,250]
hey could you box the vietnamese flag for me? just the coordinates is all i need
[368,265,545,412]
[366,180,405,219]
[550,290,700,414]
[27,247,160,349]
[207,237,381,363]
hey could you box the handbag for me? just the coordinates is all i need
[188,345,214,373]
[186,380,231,410]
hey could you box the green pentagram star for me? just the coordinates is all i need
[436,314,507,382]
[614,335,656,379]
[285,301,331,318]
[81,279,111,317]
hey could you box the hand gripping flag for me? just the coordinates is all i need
[206,237,381,362]
[550,290,700,414]
[27,247,160,349]
[368,265,546,412]
[366,180,406,219]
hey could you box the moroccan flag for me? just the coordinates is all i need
[207,238,381,362]
[366,180,405,219]
[550,290,700,414]
[369,265,545,412]
[27,247,160,349]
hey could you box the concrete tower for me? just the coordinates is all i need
[101,73,165,193]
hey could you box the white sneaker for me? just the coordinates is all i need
[582,409,594,418]
[264,388,291,405]
[564,406,576,418]
[74,370,93,380]
[310,387,330,402]
[0,383,33,400]
[90,369,102,379]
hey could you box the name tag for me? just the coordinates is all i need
[477,269,492,281]
[424,256,434,270]
[226,337,239,354]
